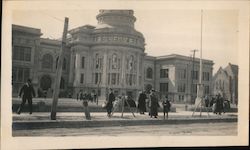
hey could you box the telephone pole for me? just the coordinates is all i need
[51,17,69,120]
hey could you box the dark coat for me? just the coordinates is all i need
[149,93,158,116]
[107,92,115,110]
[138,93,147,112]
[162,100,171,112]
[19,83,35,98]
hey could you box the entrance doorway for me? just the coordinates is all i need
[40,75,52,90]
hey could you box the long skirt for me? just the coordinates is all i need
[150,103,158,117]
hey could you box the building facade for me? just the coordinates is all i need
[144,54,213,103]
[12,10,214,103]
[212,63,238,104]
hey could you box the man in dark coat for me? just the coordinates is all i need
[149,90,159,118]
[162,96,171,119]
[137,91,147,114]
[106,88,115,117]
[17,79,36,114]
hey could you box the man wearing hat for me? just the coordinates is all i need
[17,78,36,114]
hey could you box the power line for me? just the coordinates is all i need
[38,11,64,22]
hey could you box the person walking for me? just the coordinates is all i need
[77,90,91,120]
[162,96,171,119]
[149,90,159,118]
[17,79,36,115]
[106,88,115,118]
[137,91,147,114]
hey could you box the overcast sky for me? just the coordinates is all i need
[12,9,238,73]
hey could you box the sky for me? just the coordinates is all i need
[12,9,238,73]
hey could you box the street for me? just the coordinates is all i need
[13,122,237,136]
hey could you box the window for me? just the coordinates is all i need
[111,73,116,85]
[95,73,99,84]
[191,71,199,80]
[204,85,209,95]
[42,54,53,69]
[160,83,168,93]
[202,72,209,81]
[95,53,102,69]
[12,67,30,83]
[127,55,134,71]
[192,84,197,93]
[146,67,153,79]
[81,57,85,69]
[80,74,84,84]
[112,53,118,69]
[160,69,169,78]
[13,46,31,61]
[94,73,102,84]
[178,83,186,93]
[179,95,184,101]
[178,69,186,79]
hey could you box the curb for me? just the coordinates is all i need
[13,117,237,130]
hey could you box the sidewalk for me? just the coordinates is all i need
[13,111,237,130]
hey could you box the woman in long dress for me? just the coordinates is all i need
[149,90,159,118]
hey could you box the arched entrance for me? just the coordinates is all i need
[40,75,52,90]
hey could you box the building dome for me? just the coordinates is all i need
[93,10,145,51]
[96,10,136,28]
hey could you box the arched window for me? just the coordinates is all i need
[146,67,153,79]
[40,75,52,90]
[56,57,66,70]
[60,77,65,89]
[42,54,53,69]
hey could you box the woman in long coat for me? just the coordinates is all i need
[138,91,147,114]
[149,90,159,118]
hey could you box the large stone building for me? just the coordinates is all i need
[212,63,238,104]
[12,10,214,103]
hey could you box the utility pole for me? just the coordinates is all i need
[192,9,209,117]
[51,17,69,120]
[190,49,198,103]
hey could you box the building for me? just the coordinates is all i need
[144,54,213,103]
[212,63,238,104]
[12,9,214,103]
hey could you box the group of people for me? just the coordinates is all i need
[77,90,97,103]
[204,93,230,115]
[104,89,171,119]
[16,79,171,120]
[138,90,171,119]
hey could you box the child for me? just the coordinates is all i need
[162,96,171,119]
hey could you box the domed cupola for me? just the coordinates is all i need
[96,10,136,28]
